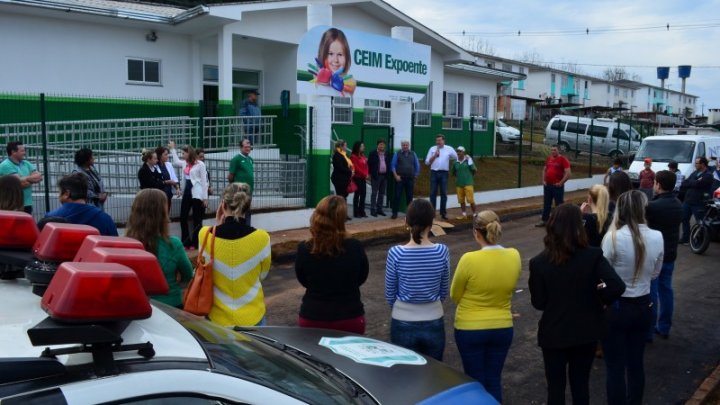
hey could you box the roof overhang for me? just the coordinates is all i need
[445,63,526,81]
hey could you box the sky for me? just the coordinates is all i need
[384,0,720,115]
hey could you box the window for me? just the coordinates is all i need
[623,89,628,98]
[442,91,463,130]
[588,125,609,138]
[614,88,620,96]
[607,85,611,94]
[332,97,352,124]
[363,99,391,125]
[550,119,566,131]
[561,76,568,88]
[565,122,587,134]
[127,58,160,84]
[518,67,526,90]
[487,62,495,68]
[502,63,512,72]
[697,142,706,158]
[551,74,556,84]
[612,128,629,140]
[631,90,635,98]
[414,84,432,127]
[470,95,489,130]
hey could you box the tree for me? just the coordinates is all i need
[461,35,497,56]
[517,50,544,65]
[602,66,628,81]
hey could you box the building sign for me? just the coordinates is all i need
[319,336,427,367]
[297,25,431,102]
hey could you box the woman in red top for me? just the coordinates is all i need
[350,141,369,218]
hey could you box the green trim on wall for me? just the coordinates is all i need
[307,153,330,207]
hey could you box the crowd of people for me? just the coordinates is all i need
[0,136,714,404]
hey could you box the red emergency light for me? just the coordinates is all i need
[714,187,720,200]
[0,210,39,249]
[32,223,100,262]
[73,236,144,262]
[79,247,169,295]
[42,262,152,322]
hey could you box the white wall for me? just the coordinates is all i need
[525,71,551,101]
[0,12,194,99]
[443,73,497,118]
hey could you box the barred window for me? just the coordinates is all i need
[414,84,432,127]
[332,97,352,124]
[363,99,391,125]
[470,95,489,131]
[442,91,463,130]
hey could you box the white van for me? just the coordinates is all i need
[628,135,720,185]
[544,115,642,157]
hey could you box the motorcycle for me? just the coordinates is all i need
[689,198,720,254]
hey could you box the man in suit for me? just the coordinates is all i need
[367,138,392,216]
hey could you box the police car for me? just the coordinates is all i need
[0,211,497,405]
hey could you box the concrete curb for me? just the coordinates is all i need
[686,362,720,405]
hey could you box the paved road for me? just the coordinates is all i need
[263,214,720,404]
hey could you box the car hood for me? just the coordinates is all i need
[249,327,495,405]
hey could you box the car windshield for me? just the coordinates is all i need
[497,120,507,127]
[634,140,696,163]
[178,317,367,405]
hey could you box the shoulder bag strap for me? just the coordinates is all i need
[208,225,216,264]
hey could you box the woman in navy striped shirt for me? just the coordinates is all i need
[385,199,449,360]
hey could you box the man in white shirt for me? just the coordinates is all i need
[425,134,458,220]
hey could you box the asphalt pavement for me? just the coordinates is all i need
[261,211,720,404]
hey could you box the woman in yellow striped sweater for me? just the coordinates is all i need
[450,210,521,404]
[199,182,271,327]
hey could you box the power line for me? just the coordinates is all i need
[526,63,720,69]
[449,21,720,37]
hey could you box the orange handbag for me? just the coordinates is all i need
[183,226,216,316]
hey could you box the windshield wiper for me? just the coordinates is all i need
[235,328,376,404]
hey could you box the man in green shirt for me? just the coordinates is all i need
[228,138,254,224]
[0,141,43,214]
[451,146,476,219]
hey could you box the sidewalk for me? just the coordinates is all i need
[261,189,590,262]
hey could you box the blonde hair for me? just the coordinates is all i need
[473,210,502,245]
[588,184,610,230]
[608,190,648,286]
[141,149,156,163]
[221,183,252,220]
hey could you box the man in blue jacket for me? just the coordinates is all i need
[45,173,118,236]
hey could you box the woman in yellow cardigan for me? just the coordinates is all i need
[199,182,271,327]
[450,210,521,404]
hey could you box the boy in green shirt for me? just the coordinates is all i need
[451,146,476,219]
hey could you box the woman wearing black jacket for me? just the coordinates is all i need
[529,203,625,405]
[331,140,353,201]
[138,149,165,191]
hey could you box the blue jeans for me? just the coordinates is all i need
[602,296,652,405]
[680,202,705,242]
[391,318,445,361]
[429,170,449,216]
[392,176,415,215]
[454,327,513,403]
[542,184,565,221]
[649,262,675,337]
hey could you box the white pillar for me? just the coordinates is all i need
[390,27,414,151]
[218,26,233,104]
[307,3,333,153]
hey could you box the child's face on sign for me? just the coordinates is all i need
[326,40,346,73]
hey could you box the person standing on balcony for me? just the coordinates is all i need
[535,145,571,228]
[239,90,262,145]
[425,134,458,221]
[228,139,254,226]
[0,141,42,214]
[368,138,392,217]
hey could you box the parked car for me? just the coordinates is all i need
[544,115,641,157]
[496,119,521,144]
[0,215,497,405]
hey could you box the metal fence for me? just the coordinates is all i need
[1,115,306,224]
